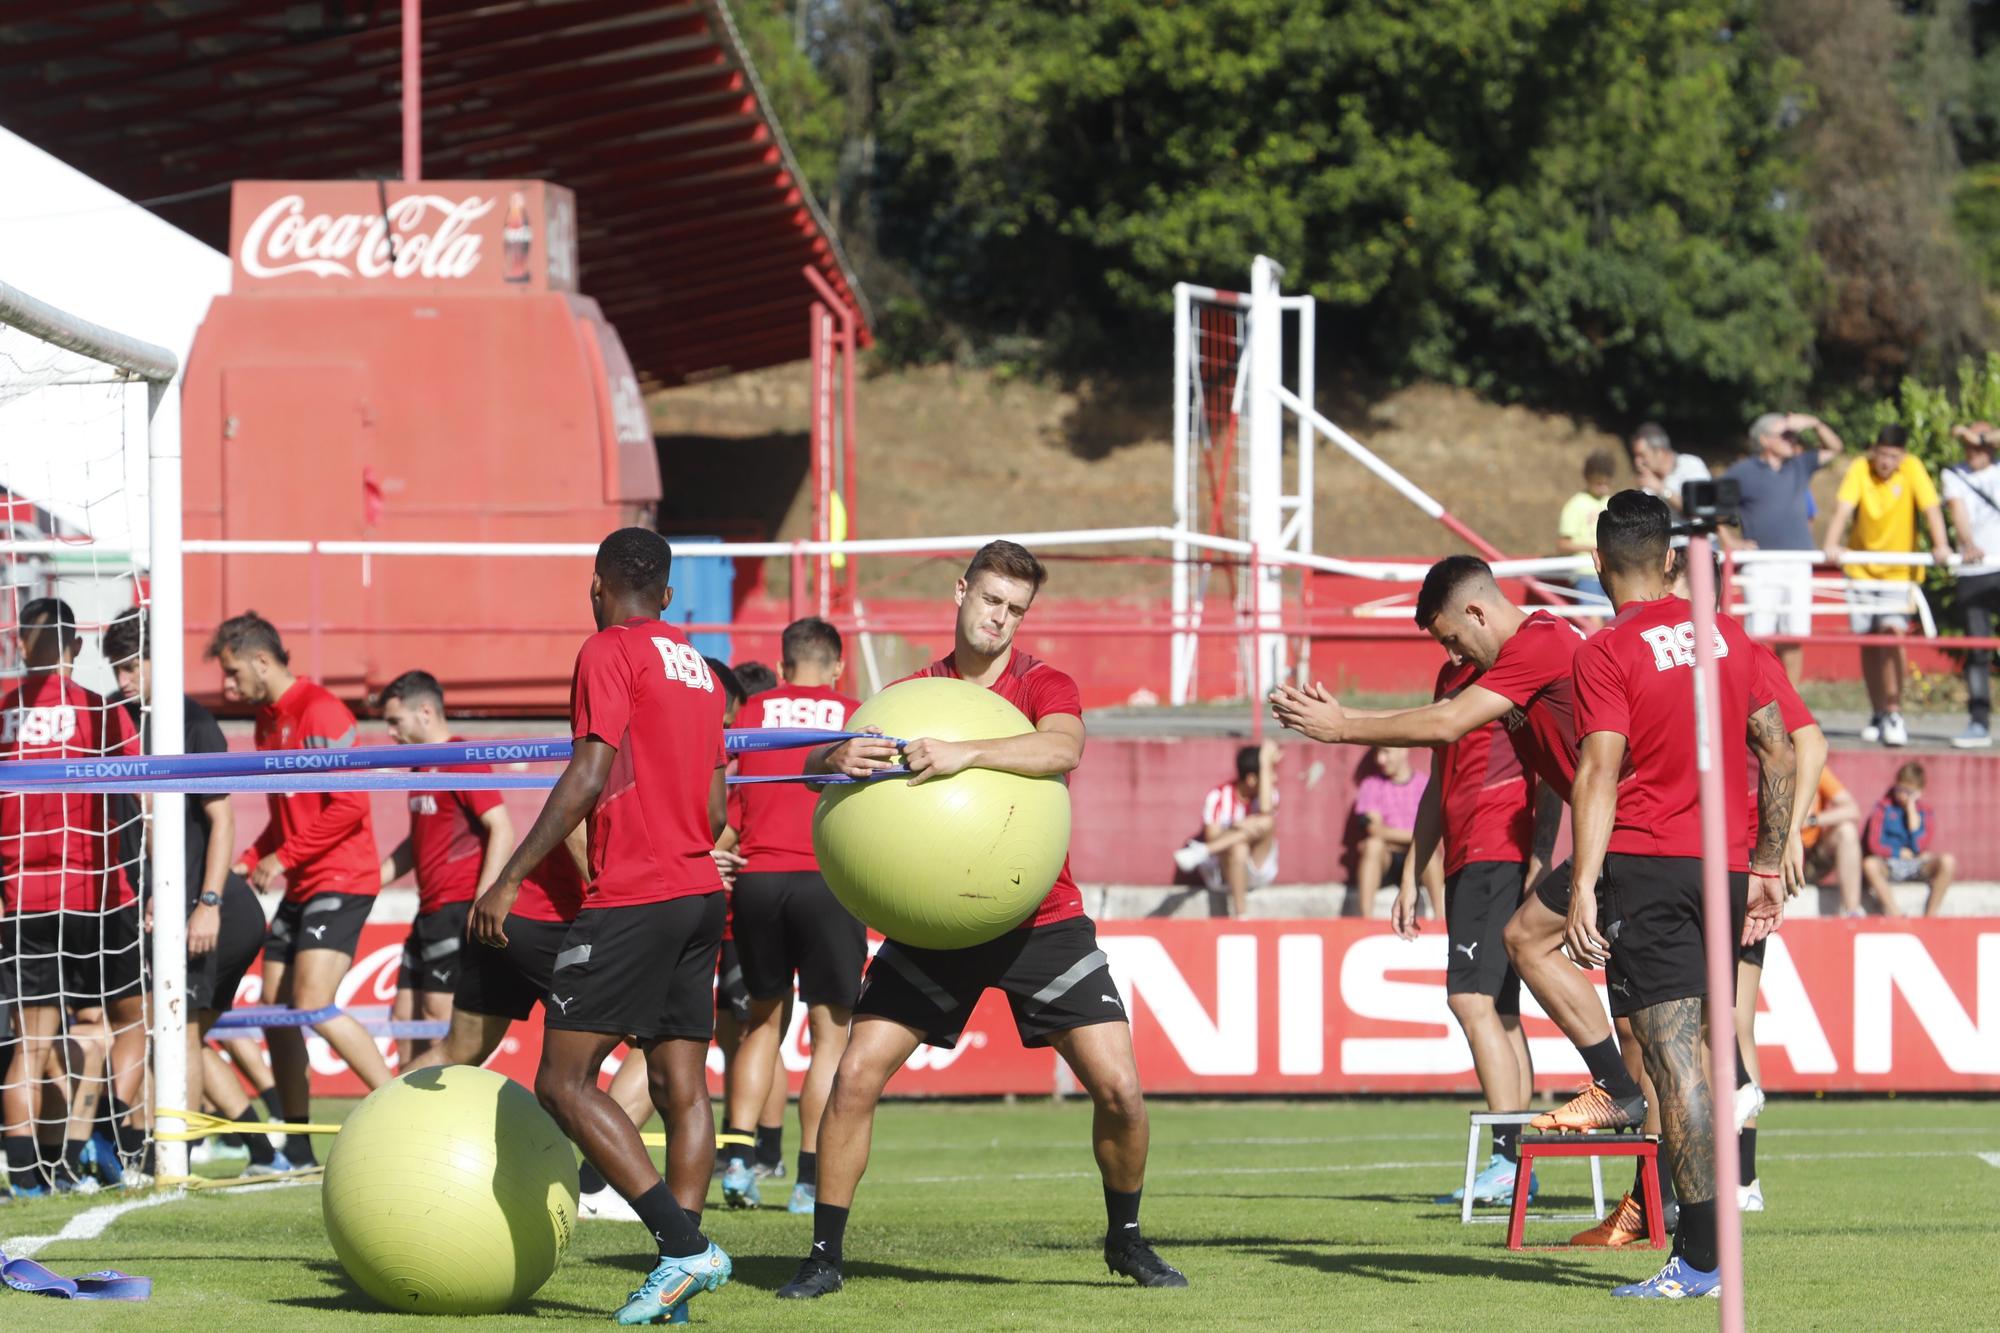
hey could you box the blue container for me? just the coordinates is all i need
[660,535,733,663]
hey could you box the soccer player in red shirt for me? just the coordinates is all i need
[1565,491,1792,1299]
[718,617,864,1216]
[469,529,732,1322]
[1388,652,1552,1205]
[776,541,1186,1301]
[208,612,391,1164]
[0,599,143,1195]
[374,670,515,1065]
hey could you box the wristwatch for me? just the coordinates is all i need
[197,890,221,907]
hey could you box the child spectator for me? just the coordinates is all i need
[1557,451,1617,623]
[1861,762,1954,917]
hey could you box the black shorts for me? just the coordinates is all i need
[731,870,868,1010]
[856,916,1125,1050]
[398,901,473,994]
[189,874,267,1013]
[545,894,724,1042]
[455,915,571,1022]
[1445,861,1524,1014]
[0,904,145,1006]
[1531,857,1751,1017]
[1383,849,1409,886]
[715,939,751,1026]
[266,892,375,966]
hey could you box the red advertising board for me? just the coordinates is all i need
[269,917,1999,1099]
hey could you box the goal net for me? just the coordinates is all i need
[0,280,182,1194]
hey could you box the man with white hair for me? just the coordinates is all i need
[1722,411,1845,684]
[1628,423,1710,514]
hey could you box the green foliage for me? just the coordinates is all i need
[863,0,1818,429]
[733,0,842,200]
[1822,353,2000,483]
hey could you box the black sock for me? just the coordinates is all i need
[756,1123,784,1169]
[1674,1198,1718,1272]
[62,1138,89,1177]
[1491,1125,1518,1164]
[222,1132,248,1150]
[245,1132,276,1167]
[260,1087,286,1121]
[1735,1041,1752,1090]
[631,1181,706,1258]
[4,1135,37,1189]
[812,1202,849,1268]
[1104,1186,1142,1242]
[797,1150,818,1188]
[107,1097,147,1159]
[1579,1037,1642,1101]
[1739,1128,1757,1186]
[578,1159,607,1195]
[289,1135,318,1167]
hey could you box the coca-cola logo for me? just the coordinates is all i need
[240,193,496,281]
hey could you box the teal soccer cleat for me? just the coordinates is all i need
[1434,1154,1537,1205]
[788,1182,816,1215]
[613,1243,732,1325]
[720,1159,760,1209]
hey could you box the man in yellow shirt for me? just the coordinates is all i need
[1822,424,1956,747]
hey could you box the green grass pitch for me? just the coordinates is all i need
[3,1097,1994,1329]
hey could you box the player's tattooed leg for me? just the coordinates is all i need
[1631,995,1715,1205]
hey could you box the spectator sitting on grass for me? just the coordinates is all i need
[1349,745,1438,919]
[1861,761,1954,917]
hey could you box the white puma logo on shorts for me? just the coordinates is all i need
[1456,942,1479,960]
[552,994,574,1013]
[1101,994,1121,1006]
[431,968,449,983]
[306,924,327,940]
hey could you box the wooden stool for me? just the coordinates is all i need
[1507,1134,1666,1250]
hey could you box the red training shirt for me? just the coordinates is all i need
[0,674,140,913]
[407,743,502,914]
[1472,610,1586,802]
[1433,658,1533,876]
[512,843,588,924]
[1741,644,1814,862]
[1571,596,1774,870]
[904,650,1085,928]
[247,679,380,902]
[570,618,726,907]
[732,684,861,873]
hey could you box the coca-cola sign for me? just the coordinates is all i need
[230,181,579,294]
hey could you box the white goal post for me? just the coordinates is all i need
[0,279,185,1183]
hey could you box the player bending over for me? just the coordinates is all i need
[1565,491,1790,1298]
[468,528,732,1324]
[777,540,1186,1300]
[375,670,515,1066]
[719,617,865,1216]
[210,612,392,1165]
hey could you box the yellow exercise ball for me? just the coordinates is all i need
[322,1065,578,1314]
[813,676,1072,949]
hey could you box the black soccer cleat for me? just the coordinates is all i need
[1105,1234,1189,1288]
[775,1256,844,1300]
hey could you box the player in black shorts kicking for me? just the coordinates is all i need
[776,541,1186,1300]
[470,529,732,1322]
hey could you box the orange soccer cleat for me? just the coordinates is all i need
[1570,1193,1650,1247]
[1529,1081,1647,1133]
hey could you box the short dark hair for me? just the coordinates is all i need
[1583,450,1616,482]
[1874,423,1909,450]
[1414,555,1493,630]
[1235,745,1262,779]
[20,597,79,655]
[596,527,672,598]
[205,610,288,665]
[706,656,745,707]
[781,617,843,669]
[1634,422,1670,450]
[1895,760,1926,788]
[379,669,445,712]
[963,540,1047,597]
[732,660,778,696]
[102,609,145,666]
[1595,489,1673,577]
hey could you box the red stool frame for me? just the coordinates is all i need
[1507,1134,1666,1250]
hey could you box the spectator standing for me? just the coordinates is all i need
[1723,412,1845,684]
[1175,740,1280,918]
[1350,745,1438,918]
[1821,425,1956,748]
[1629,422,1711,514]
[1861,762,1954,916]
[1797,765,1864,917]
[1944,422,2000,748]
[1556,452,1617,623]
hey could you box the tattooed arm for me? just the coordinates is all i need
[1524,777,1564,893]
[1745,700,1796,945]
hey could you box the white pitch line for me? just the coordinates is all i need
[1,1187,185,1261]
[1978,1152,2000,1170]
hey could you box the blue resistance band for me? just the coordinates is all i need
[0,727,896,789]
[1,1250,151,1301]
[18,768,913,794]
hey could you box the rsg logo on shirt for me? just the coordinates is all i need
[650,637,715,692]
[409,794,439,816]
[1639,621,1730,672]
[761,697,848,730]
[1,705,78,746]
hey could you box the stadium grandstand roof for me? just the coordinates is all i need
[0,0,870,388]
